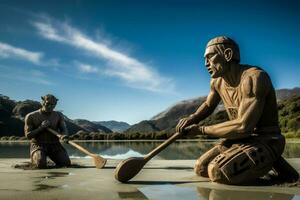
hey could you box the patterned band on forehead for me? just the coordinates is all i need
[206,36,238,48]
[206,36,240,62]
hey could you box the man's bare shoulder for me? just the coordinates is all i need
[241,65,271,98]
[25,109,41,118]
[241,64,268,77]
[25,109,41,121]
[52,111,64,119]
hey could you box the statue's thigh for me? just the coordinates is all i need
[207,142,275,185]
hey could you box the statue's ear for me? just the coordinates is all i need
[224,48,233,62]
[41,96,44,101]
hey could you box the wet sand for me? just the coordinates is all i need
[0,158,299,200]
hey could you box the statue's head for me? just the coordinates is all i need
[41,94,58,113]
[204,36,240,78]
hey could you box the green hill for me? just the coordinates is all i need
[125,88,300,139]
[278,94,300,137]
[0,88,299,140]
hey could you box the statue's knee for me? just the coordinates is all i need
[194,159,209,177]
[34,159,47,168]
[207,162,228,184]
[32,151,47,168]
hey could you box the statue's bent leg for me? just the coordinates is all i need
[207,142,276,185]
[195,144,228,177]
[30,143,47,169]
[273,156,299,182]
[48,144,71,167]
[256,134,298,182]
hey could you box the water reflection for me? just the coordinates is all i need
[32,171,71,191]
[119,185,296,200]
[1,140,300,159]
[197,187,295,200]
[118,190,148,200]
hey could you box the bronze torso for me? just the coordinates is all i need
[25,109,64,144]
[214,65,280,134]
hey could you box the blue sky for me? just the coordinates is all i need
[0,0,299,124]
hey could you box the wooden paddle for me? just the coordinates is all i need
[114,131,183,182]
[47,128,107,169]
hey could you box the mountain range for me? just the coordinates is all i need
[94,121,131,133]
[0,87,299,137]
[0,96,129,137]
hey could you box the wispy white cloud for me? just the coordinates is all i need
[32,18,175,93]
[0,42,43,64]
[0,65,53,85]
[77,62,99,73]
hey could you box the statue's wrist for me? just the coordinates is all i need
[199,126,206,135]
[39,126,46,131]
[188,114,197,123]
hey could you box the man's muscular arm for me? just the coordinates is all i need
[176,80,221,132]
[204,72,270,139]
[57,113,68,134]
[24,115,50,139]
[190,80,221,122]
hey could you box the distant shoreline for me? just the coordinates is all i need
[0,139,217,143]
[1,138,300,143]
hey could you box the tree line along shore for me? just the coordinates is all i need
[1,91,299,140]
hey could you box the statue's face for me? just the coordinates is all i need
[204,46,227,78]
[41,97,57,113]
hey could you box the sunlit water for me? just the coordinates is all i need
[1,140,300,159]
[1,140,299,200]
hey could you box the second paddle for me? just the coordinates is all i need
[114,131,183,182]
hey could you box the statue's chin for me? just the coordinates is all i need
[211,73,219,78]
[210,70,224,78]
[42,108,53,113]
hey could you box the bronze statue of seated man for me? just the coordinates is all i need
[176,36,299,185]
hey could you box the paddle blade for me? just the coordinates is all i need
[92,155,107,169]
[114,157,146,183]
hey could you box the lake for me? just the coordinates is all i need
[1,139,300,159]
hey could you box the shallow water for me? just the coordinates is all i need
[1,140,300,159]
[136,185,300,200]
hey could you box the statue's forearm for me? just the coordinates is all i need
[203,99,265,140]
[204,119,252,139]
[190,102,215,123]
[26,127,43,139]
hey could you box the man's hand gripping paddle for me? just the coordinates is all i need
[47,128,107,169]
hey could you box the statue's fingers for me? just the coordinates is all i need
[176,124,181,132]
[180,118,190,131]
[178,123,187,132]
[177,125,184,133]
[178,119,184,126]
[176,119,185,132]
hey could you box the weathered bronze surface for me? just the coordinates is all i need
[176,36,299,184]
[24,94,70,168]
